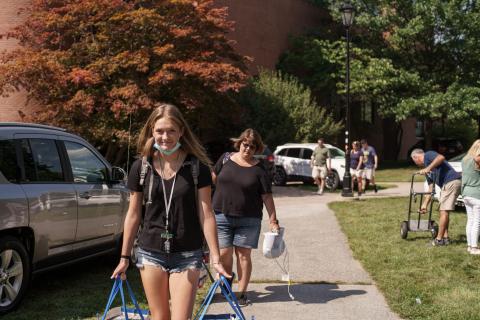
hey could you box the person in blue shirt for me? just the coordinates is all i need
[411,148,461,246]
[360,139,378,193]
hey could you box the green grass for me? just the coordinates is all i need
[375,166,423,182]
[4,255,210,320]
[329,197,479,320]
[375,163,425,182]
[297,183,397,193]
[374,159,422,182]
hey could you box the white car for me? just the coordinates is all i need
[273,143,346,190]
[425,153,464,207]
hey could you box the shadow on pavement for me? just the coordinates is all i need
[272,185,339,198]
[211,283,366,305]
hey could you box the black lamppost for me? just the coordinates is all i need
[340,2,355,197]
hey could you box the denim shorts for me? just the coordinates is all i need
[215,212,262,249]
[135,247,203,273]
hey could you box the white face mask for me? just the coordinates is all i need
[154,142,182,155]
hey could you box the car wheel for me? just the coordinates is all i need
[273,167,287,186]
[400,221,409,239]
[325,171,340,191]
[0,236,31,315]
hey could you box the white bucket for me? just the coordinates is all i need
[262,227,285,259]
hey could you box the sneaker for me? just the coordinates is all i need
[468,246,472,253]
[432,238,446,246]
[373,184,378,193]
[443,237,450,245]
[238,293,250,306]
[470,248,480,255]
[317,189,323,195]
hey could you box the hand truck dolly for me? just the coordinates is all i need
[400,173,439,239]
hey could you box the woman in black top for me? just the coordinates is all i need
[112,104,229,320]
[212,128,280,306]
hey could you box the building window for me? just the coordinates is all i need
[415,120,424,137]
[361,101,374,124]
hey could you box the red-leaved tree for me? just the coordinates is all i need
[0,0,249,164]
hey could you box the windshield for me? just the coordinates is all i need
[449,152,465,162]
[329,147,345,158]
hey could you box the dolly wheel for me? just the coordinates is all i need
[400,221,409,239]
[430,222,439,239]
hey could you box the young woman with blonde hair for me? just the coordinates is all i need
[111,103,229,320]
[462,139,480,254]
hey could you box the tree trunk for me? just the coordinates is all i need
[104,142,118,164]
[478,116,480,139]
[424,119,433,150]
[113,145,128,167]
[395,122,403,160]
[382,117,402,160]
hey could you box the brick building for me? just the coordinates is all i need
[0,0,417,160]
[0,0,31,122]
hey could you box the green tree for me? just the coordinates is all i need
[279,36,423,113]
[0,0,248,164]
[237,69,342,148]
[348,1,480,129]
[280,0,480,150]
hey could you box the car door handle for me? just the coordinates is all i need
[79,192,91,199]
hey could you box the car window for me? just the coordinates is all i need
[286,148,301,158]
[22,139,64,182]
[0,140,19,183]
[301,148,313,160]
[449,152,465,162]
[277,149,287,156]
[64,141,107,183]
[329,148,345,158]
[21,139,36,182]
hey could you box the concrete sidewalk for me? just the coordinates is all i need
[206,183,416,319]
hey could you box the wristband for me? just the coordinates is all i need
[120,255,130,260]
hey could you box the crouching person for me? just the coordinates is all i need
[411,148,461,246]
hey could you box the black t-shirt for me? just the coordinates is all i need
[212,153,272,219]
[127,155,212,253]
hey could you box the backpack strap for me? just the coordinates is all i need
[139,156,153,206]
[215,152,231,176]
[139,156,149,186]
[222,152,231,165]
[131,157,151,263]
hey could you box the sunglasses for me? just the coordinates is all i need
[241,142,256,150]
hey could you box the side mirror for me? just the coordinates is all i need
[111,167,127,183]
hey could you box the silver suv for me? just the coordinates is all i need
[0,123,128,314]
[273,143,346,190]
